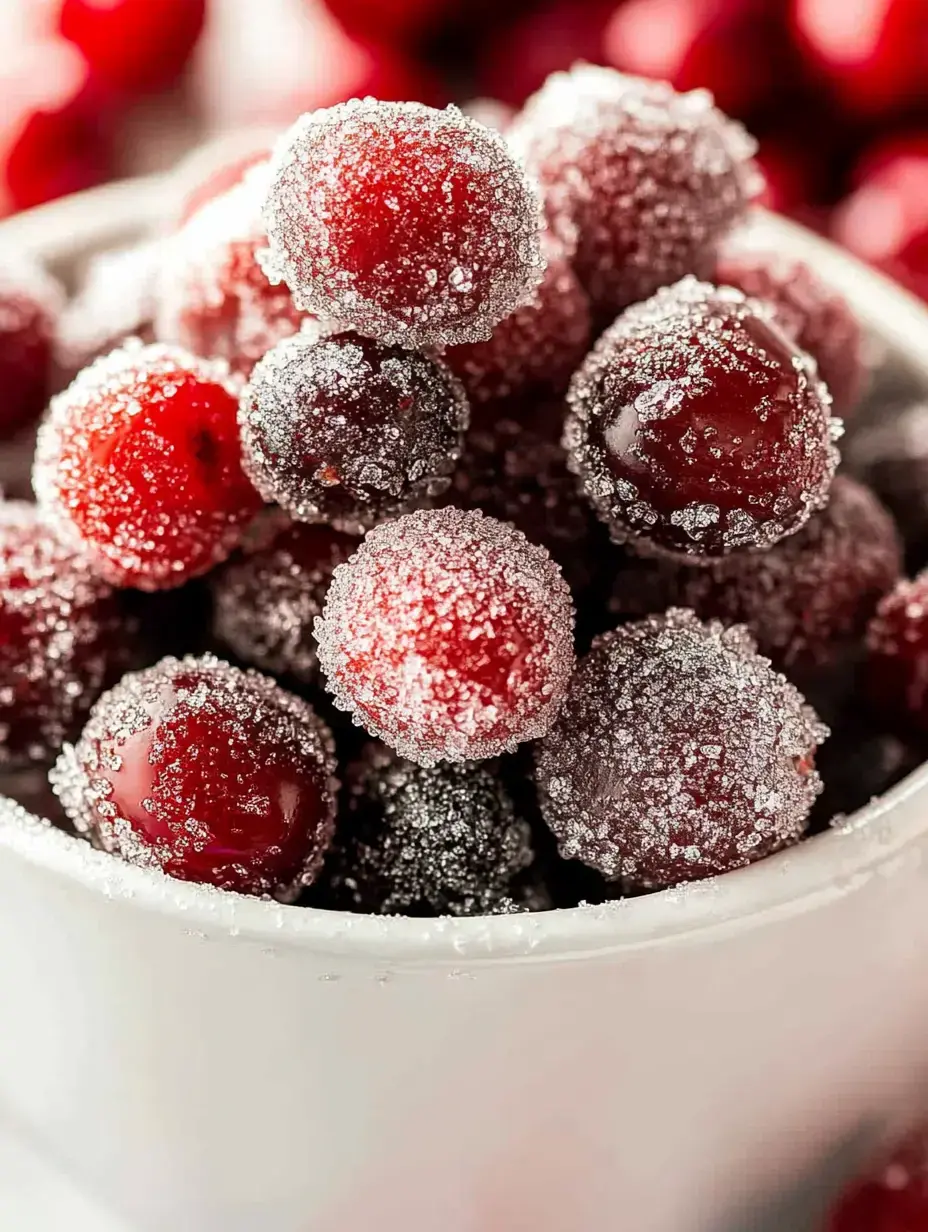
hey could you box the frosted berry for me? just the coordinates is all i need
[259,99,544,349]
[33,341,263,591]
[212,519,357,684]
[536,609,826,885]
[847,402,928,566]
[827,1127,928,1231]
[565,277,840,561]
[507,66,760,319]
[609,478,902,672]
[318,744,535,916]
[0,255,63,439]
[58,0,207,96]
[52,654,337,899]
[170,127,278,227]
[239,328,469,532]
[315,508,575,765]
[156,180,309,379]
[867,574,928,736]
[0,502,127,766]
[714,246,865,417]
[443,236,592,406]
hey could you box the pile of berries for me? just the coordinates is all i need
[1,65,926,919]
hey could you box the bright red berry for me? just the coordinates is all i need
[315,508,575,765]
[826,1127,928,1232]
[536,609,827,886]
[259,99,544,349]
[0,255,63,439]
[52,654,338,898]
[565,277,840,561]
[33,341,263,591]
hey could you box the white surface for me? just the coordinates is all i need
[0,1120,126,1231]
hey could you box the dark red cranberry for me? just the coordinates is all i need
[867,573,928,736]
[52,654,337,898]
[0,255,62,439]
[826,1127,928,1231]
[318,0,457,42]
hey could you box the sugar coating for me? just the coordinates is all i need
[715,245,865,417]
[0,501,127,766]
[609,477,902,670]
[55,241,159,381]
[259,99,546,348]
[0,251,65,437]
[443,233,592,404]
[508,65,761,317]
[315,508,576,765]
[51,653,338,900]
[565,277,842,560]
[211,519,357,683]
[155,176,309,378]
[239,327,469,532]
[536,608,827,886]
[33,339,263,591]
[319,743,536,916]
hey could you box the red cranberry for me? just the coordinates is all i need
[0,255,62,440]
[318,0,456,42]
[827,1127,928,1231]
[536,609,826,886]
[609,476,902,672]
[58,0,206,95]
[33,341,263,591]
[508,65,760,320]
[0,501,128,766]
[443,235,592,406]
[52,654,337,898]
[315,508,575,765]
[714,245,865,416]
[317,743,536,917]
[259,99,544,349]
[156,179,309,380]
[211,519,357,684]
[867,573,928,736]
[790,0,928,118]
[239,328,469,533]
[565,278,840,561]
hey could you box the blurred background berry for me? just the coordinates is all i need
[1,0,928,305]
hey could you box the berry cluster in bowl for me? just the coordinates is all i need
[0,64,926,918]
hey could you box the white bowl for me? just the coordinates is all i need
[2,185,928,1232]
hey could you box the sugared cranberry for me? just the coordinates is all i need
[714,246,864,417]
[58,0,206,96]
[442,408,605,601]
[536,609,826,886]
[507,65,760,320]
[0,501,128,766]
[52,654,337,898]
[867,573,928,736]
[609,476,902,672]
[316,743,536,917]
[0,255,62,439]
[239,329,469,533]
[33,341,263,591]
[315,508,575,765]
[211,519,357,684]
[826,1127,928,1231]
[156,179,309,380]
[259,99,544,349]
[54,241,159,383]
[443,236,592,407]
[790,0,928,118]
[565,278,840,561]
[847,402,928,568]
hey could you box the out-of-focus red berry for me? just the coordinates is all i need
[826,1126,928,1231]
[319,0,457,43]
[789,0,928,118]
[58,0,206,96]
[833,141,928,304]
[753,136,823,217]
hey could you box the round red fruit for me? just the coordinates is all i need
[867,573,928,735]
[0,254,63,439]
[827,1127,928,1231]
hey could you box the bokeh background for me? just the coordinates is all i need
[0,0,926,302]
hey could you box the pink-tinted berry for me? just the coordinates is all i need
[259,99,544,349]
[508,65,760,319]
[52,654,337,898]
[315,508,575,765]
[536,609,826,886]
[565,277,840,561]
[34,341,263,591]
[0,255,63,439]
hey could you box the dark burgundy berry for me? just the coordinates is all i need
[867,573,928,736]
[0,256,63,440]
[826,1126,928,1232]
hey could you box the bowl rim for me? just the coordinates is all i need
[3,181,928,966]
